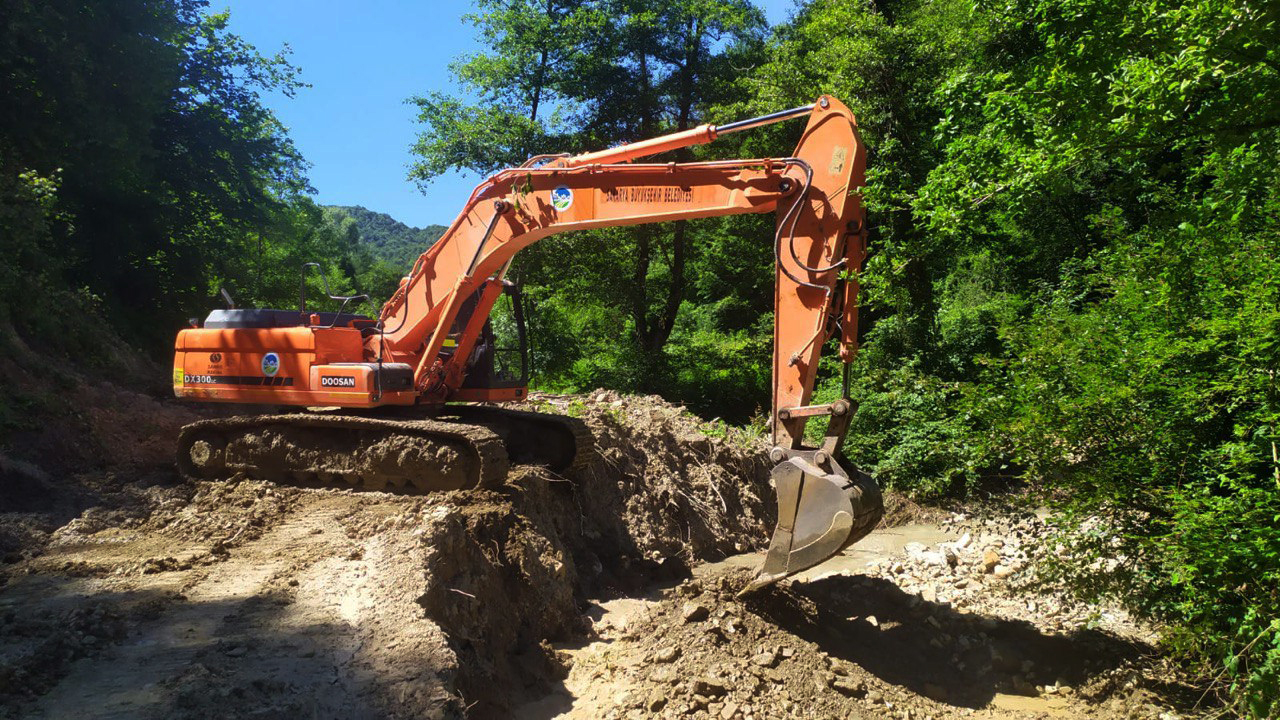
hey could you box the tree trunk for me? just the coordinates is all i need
[530,48,547,123]
[631,224,653,348]
[650,220,687,350]
[529,0,555,122]
[644,16,701,352]
[630,49,655,350]
[524,0,555,159]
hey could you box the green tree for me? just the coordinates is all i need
[724,0,996,491]
[409,0,769,403]
[728,0,1279,709]
[872,0,1280,712]
[0,0,310,346]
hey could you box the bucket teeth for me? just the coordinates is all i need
[742,455,883,595]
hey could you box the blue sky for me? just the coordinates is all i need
[221,0,800,228]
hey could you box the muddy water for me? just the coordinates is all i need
[695,522,957,582]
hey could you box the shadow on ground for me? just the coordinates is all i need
[749,573,1150,709]
[0,574,459,720]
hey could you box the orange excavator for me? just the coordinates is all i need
[172,95,883,591]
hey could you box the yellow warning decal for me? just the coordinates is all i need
[173,368,184,386]
[442,338,457,348]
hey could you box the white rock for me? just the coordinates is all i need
[921,551,950,568]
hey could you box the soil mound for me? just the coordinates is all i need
[412,391,775,715]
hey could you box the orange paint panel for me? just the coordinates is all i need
[451,387,527,403]
[772,96,865,447]
[174,326,406,407]
[311,327,365,365]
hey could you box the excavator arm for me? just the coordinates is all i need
[373,95,881,590]
[173,96,884,591]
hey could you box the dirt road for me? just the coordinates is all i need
[5,489,454,719]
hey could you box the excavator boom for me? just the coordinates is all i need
[173,95,884,591]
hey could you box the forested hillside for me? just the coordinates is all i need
[326,205,448,268]
[1,0,1276,715]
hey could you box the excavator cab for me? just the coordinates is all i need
[436,280,532,403]
[458,281,529,392]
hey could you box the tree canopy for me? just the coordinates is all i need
[0,0,382,348]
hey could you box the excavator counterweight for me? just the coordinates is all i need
[173,96,884,591]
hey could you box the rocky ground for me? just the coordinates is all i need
[0,387,1211,719]
[522,510,1200,720]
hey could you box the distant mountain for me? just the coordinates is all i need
[327,205,448,269]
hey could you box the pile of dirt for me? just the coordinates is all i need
[405,391,779,715]
[574,569,915,720]
[535,564,1197,720]
[21,477,302,579]
[0,369,216,568]
[0,386,781,719]
[79,382,201,469]
[1,333,197,477]
[0,599,128,702]
[523,391,774,561]
[515,498,1214,720]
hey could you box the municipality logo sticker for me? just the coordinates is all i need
[550,186,573,212]
[261,352,280,377]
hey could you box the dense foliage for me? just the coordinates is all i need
[0,0,377,350]
[326,205,448,269]
[413,0,1280,713]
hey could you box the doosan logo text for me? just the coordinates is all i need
[320,376,356,388]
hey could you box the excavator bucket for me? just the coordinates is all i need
[742,452,882,594]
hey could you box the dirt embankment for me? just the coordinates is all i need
[0,385,1209,719]
[527,511,1201,720]
[405,390,778,715]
